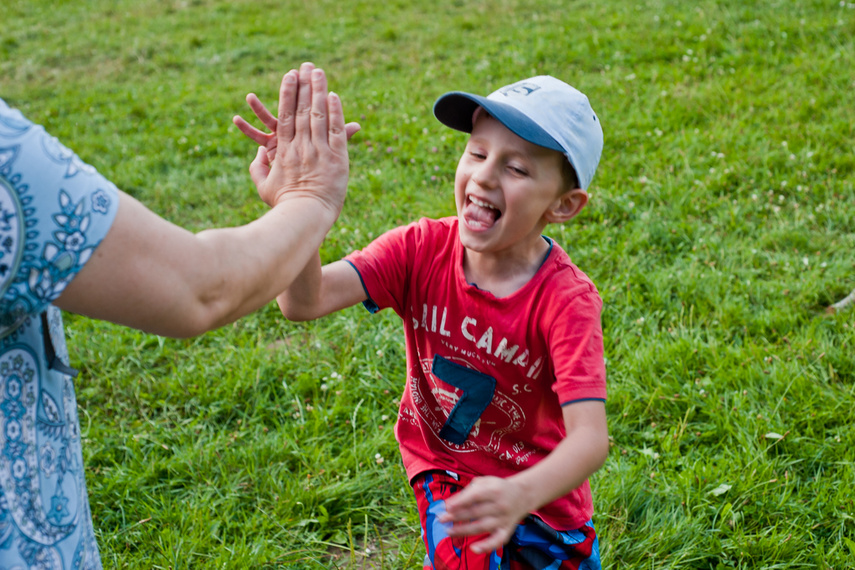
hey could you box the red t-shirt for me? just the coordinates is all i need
[345,216,606,529]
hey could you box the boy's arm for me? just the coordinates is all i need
[276,256,367,321]
[439,400,609,554]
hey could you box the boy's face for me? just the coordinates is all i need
[454,113,568,260]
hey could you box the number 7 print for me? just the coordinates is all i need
[431,354,496,445]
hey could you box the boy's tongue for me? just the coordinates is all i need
[463,200,499,229]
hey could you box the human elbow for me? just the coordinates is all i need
[164,283,239,338]
[277,297,314,322]
[154,304,225,339]
[595,429,611,468]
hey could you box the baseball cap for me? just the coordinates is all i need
[433,75,604,191]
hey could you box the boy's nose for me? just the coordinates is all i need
[472,161,499,189]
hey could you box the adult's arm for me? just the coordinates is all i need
[55,67,354,337]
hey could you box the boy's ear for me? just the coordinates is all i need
[544,188,588,223]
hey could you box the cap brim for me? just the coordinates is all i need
[433,92,563,152]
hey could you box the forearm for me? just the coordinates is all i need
[192,196,338,331]
[507,424,609,513]
[56,191,338,337]
[276,251,323,321]
[438,405,609,553]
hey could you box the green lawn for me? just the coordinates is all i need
[3,0,854,567]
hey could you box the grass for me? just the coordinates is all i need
[3,0,855,567]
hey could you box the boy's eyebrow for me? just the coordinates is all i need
[466,134,551,161]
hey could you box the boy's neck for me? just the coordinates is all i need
[462,237,551,298]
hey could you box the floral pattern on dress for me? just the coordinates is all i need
[0,98,118,569]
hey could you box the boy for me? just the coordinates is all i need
[239,65,608,570]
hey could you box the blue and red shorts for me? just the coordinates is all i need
[412,470,601,570]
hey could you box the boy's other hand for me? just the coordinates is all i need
[439,475,530,554]
[232,62,361,214]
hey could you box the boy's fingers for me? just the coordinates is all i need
[233,115,271,146]
[470,534,505,555]
[344,121,361,141]
[276,70,299,144]
[445,515,505,542]
[310,68,329,144]
[246,93,278,133]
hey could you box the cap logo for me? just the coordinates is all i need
[498,82,541,98]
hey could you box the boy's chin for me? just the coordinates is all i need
[457,228,494,253]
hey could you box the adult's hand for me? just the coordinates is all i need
[55,65,362,337]
[233,62,360,215]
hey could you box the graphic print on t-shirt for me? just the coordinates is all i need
[406,353,531,464]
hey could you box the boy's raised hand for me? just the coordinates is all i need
[233,62,361,215]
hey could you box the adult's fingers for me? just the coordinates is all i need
[326,91,347,154]
[310,68,330,144]
[276,69,299,145]
[294,62,315,142]
[248,146,270,189]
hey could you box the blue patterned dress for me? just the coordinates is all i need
[0,98,119,569]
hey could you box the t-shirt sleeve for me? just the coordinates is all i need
[0,99,120,331]
[344,219,424,318]
[549,290,607,405]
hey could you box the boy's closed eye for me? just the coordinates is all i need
[466,149,530,177]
